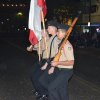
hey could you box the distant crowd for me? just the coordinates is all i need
[69,32,100,48]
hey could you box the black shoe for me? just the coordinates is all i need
[36,95,48,100]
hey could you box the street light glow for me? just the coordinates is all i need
[88,22,90,26]
[17,12,23,16]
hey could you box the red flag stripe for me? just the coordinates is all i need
[29,30,38,45]
[37,0,47,17]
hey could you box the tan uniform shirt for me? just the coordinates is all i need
[42,35,60,59]
[33,33,49,55]
[57,40,74,69]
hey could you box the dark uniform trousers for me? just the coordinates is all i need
[39,67,73,100]
[31,59,47,95]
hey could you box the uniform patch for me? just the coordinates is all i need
[68,47,71,50]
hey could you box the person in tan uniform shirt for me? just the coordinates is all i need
[39,23,74,100]
[27,22,58,60]
[31,20,59,99]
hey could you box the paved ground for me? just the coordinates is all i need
[74,47,100,87]
[0,37,100,100]
[69,75,100,100]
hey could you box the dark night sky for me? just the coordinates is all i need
[47,0,81,10]
[46,0,80,9]
[0,0,81,8]
[0,0,81,18]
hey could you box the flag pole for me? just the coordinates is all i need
[38,40,41,61]
[41,11,48,59]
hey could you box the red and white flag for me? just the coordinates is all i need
[38,0,47,18]
[28,0,47,45]
[28,0,41,45]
